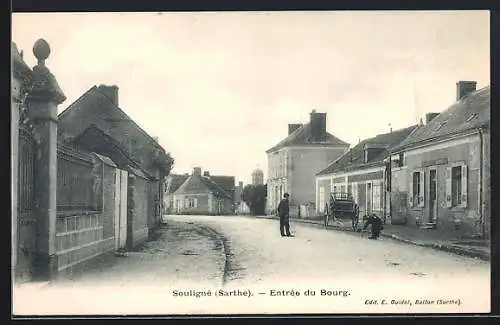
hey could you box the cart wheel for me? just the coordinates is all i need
[324,205,329,229]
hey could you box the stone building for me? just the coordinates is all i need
[266,110,349,216]
[163,173,190,214]
[57,84,173,245]
[315,125,417,220]
[390,81,490,239]
[170,168,235,215]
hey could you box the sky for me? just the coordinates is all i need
[12,11,490,185]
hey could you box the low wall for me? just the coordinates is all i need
[55,212,115,276]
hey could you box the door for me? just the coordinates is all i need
[119,170,128,248]
[366,182,373,214]
[429,169,437,223]
[114,170,121,249]
[114,169,128,250]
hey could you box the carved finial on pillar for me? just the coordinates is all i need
[33,38,51,67]
[28,38,66,105]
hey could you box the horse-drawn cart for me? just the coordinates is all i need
[323,192,360,231]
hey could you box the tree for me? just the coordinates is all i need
[241,184,267,216]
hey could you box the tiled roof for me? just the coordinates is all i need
[393,86,490,152]
[266,123,349,153]
[58,85,164,152]
[71,124,154,180]
[174,174,233,199]
[316,125,418,176]
[210,176,235,197]
[199,177,233,199]
[166,174,190,194]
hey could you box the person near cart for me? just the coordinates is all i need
[362,213,384,239]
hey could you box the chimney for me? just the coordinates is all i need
[288,123,302,135]
[425,112,439,124]
[98,84,119,106]
[203,171,210,177]
[309,110,327,141]
[456,81,477,101]
[193,167,202,176]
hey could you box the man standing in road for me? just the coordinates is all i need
[277,193,293,237]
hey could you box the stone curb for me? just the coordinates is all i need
[255,215,491,261]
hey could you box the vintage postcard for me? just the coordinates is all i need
[11,10,491,316]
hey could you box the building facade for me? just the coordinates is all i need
[315,126,417,221]
[171,168,235,215]
[58,84,173,244]
[266,110,349,215]
[163,173,190,214]
[390,81,490,239]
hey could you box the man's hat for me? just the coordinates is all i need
[284,193,290,198]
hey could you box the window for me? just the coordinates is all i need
[446,164,467,208]
[451,167,462,206]
[409,170,424,208]
[413,172,421,206]
[398,153,404,167]
[186,198,197,208]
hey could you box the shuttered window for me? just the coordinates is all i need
[446,164,468,208]
[409,169,424,208]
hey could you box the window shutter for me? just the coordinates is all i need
[408,172,414,207]
[194,198,198,208]
[418,170,425,208]
[445,167,452,208]
[461,165,468,208]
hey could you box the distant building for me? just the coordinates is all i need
[252,168,264,185]
[390,81,490,239]
[170,167,235,215]
[266,110,349,216]
[234,181,252,215]
[163,173,190,214]
[235,181,244,204]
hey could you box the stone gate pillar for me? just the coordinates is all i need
[26,39,66,280]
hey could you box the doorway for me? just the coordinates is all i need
[429,169,437,224]
[366,182,373,214]
[114,169,128,250]
[366,183,373,214]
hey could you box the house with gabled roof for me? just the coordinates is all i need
[57,84,174,246]
[171,167,235,215]
[163,173,190,214]
[389,81,490,239]
[315,125,417,220]
[266,110,349,216]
